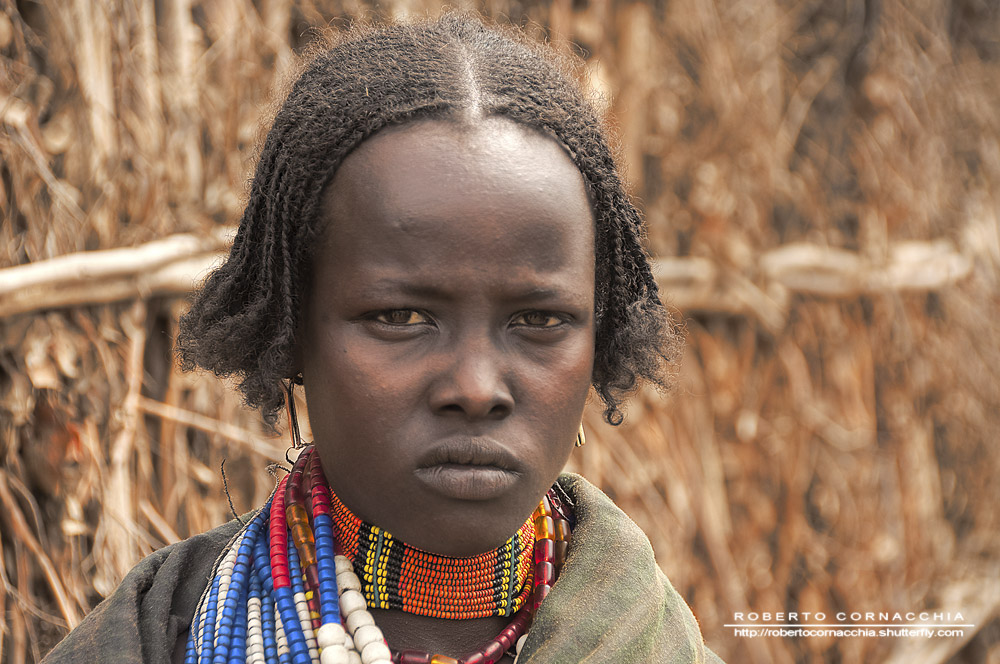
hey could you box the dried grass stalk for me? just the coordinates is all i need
[1,1,998,663]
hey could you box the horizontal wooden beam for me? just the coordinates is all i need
[656,240,973,330]
[0,228,233,296]
[0,231,973,324]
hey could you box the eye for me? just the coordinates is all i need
[373,309,430,325]
[512,311,566,328]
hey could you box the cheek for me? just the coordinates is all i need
[303,329,418,423]
[537,332,595,385]
[520,335,595,422]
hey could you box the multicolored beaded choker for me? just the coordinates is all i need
[185,446,574,664]
[327,483,534,619]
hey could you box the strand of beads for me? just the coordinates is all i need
[187,445,573,664]
[285,458,323,632]
[280,448,389,664]
[252,520,282,663]
[288,528,322,657]
[287,450,355,664]
[297,444,573,664]
[247,568,266,663]
[187,463,349,664]
[185,501,270,664]
[305,452,354,664]
[388,490,572,664]
[224,522,256,661]
[335,554,394,663]
[269,473,317,664]
[307,453,343,626]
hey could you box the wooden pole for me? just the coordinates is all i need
[0,231,973,321]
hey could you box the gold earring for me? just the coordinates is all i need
[575,423,586,448]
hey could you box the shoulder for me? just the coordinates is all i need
[519,474,726,663]
[42,518,245,664]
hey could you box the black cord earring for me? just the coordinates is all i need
[284,378,305,465]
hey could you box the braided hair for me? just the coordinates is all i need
[177,13,681,426]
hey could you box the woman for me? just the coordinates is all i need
[43,14,722,664]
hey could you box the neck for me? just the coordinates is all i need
[319,455,535,620]
[370,610,515,662]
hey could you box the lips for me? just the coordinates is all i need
[413,437,523,501]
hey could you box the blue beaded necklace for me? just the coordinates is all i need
[186,447,574,664]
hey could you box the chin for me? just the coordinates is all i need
[394,490,541,558]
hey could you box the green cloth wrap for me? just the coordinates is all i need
[43,474,724,663]
[518,474,723,663]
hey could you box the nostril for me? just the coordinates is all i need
[434,400,512,419]
[431,388,514,420]
[488,403,512,419]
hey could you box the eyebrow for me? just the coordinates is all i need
[358,281,585,304]
[505,286,573,303]
[357,281,449,300]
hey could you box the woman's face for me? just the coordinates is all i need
[300,117,595,557]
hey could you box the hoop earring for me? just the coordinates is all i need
[575,423,586,448]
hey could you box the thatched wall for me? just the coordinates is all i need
[1,1,998,662]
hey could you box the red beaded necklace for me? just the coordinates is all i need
[284,446,574,664]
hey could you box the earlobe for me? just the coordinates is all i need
[289,321,305,382]
[286,357,305,384]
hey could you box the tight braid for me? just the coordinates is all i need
[177,13,681,425]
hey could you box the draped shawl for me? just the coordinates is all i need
[42,474,724,663]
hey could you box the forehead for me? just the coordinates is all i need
[313,118,595,288]
[323,117,591,228]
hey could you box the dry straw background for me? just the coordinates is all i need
[1,0,999,662]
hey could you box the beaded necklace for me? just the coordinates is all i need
[186,446,574,664]
[326,482,535,620]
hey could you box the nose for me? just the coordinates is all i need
[428,338,514,420]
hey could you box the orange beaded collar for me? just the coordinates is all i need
[326,489,535,620]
